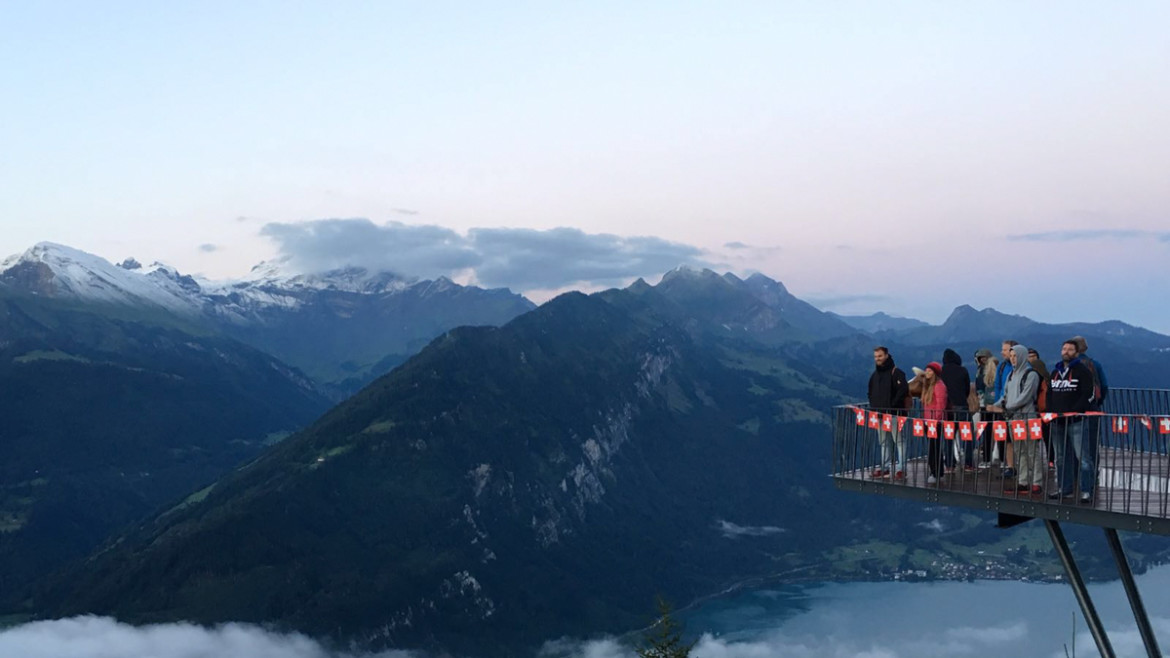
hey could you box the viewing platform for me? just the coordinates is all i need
[831,387,1170,658]
[831,388,1170,534]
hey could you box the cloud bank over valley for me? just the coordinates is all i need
[260,219,709,292]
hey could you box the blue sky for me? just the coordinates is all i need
[2,1,1168,330]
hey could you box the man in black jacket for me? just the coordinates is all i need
[868,346,909,479]
[1048,340,1096,503]
[941,348,973,470]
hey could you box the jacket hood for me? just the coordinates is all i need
[943,349,962,366]
[1011,345,1032,375]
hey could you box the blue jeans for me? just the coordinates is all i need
[1055,418,1097,495]
[877,427,904,472]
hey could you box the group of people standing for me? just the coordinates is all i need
[866,337,1108,503]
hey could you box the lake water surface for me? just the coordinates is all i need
[676,565,1170,657]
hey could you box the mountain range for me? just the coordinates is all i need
[0,243,534,593]
[30,269,906,655]
[4,244,1170,655]
[2,243,535,396]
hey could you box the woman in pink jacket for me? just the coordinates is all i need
[921,361,949,485]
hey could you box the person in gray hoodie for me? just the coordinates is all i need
[1002,344,1043,494]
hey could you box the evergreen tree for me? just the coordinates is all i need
[636,597,695,658]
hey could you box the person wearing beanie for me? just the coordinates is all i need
[921,361,948,484]
[1070,335,1108,502]
[1002,345,1043,495]
[940,348,974,471]
[1027,348,1049,380]
[1027,347,1053,464]
[1048,340,1096,503]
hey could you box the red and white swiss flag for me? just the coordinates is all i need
[882,414,893,432]
[993,421,1008,442]
[942,421,955,440]
[1010,420,1027,441]
[1139,416,1153,430]
[1041,412,1058,423]
[1160,417,1170,435]
[959,422,973,442]
[976,421,988,438]
[926,420,939,439]
[868,412,881,429]
[912,419,925,437]
[897,416,908,432]
[855,407,866,426]
[1112,416,1130,434]
[1028,418,1044,440]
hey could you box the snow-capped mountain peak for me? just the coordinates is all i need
[1,243,432,320]
[0,242,203,314]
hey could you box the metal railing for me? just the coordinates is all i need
[831,388,1170,522]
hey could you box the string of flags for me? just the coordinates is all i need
[851,407,1170,439]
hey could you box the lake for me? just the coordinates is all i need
[673,566,1170,658]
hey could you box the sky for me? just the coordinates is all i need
[2,1,1168,330]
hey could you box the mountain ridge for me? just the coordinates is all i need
[1,242,537,393]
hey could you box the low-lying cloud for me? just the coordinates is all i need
[715,520,786,539]
[7,614,1170,658]
[0,616,416,658]
[802,293,890,310]
[542,622,1030,658]
[259,219,708,291]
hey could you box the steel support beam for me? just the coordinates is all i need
[997,512,1034,530]
[1103,528,1162,658]
[1045,520,1116,658]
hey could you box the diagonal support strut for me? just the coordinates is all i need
[1103,527,1161,658]
[1045,520,1116,658]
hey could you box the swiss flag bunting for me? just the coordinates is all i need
[1112,416,1129,434]
[882,414,893,432]
[926,420,939,439]
[897,416,908,432]
[1160,417,1170,435]
[912,419,925,437]
[1041,412,1058,423]
[855,407,866,426]
[959,422,973,442]
[993,421,1008,442]
[1028,418,1044,440]
[942,421,955,440]
[868,412,881,429]
[1010,420,1027,441]
[1139,416,1153,430]
[976,421,988,438]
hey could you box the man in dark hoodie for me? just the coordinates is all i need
[941,348,973,470]
[1048,340,1096,503]
[868,346,909,479]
